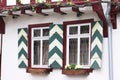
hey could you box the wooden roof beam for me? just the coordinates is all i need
[54,6,67,15]
[72,7,84,17]
[8,10,20,18]
[36,6,49,16]
[21,8,33,16]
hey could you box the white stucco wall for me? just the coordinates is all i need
[112,14,120,80]
[1,2,119,80]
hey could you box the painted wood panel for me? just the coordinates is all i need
[90,21,103,69]
[49,24,63,68]
[18,28,28,68]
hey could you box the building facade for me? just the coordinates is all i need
[0,0,120,80]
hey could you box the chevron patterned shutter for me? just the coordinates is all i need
[49,24,63,68]
[90,21,103,69]
[18,28,28,68]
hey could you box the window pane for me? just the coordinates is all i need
[69,38,78,64]
[43,29,49,36]
[36,0,46,3]
[80,25,89,34]
[34,29,41,37]
[34,41,40,65]
[69,27,78,35]
[80,38,89,65]
[42,40,49,65]
[51,0,63,2]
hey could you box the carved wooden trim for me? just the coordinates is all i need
[92,3,108,37]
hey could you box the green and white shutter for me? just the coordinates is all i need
[90,21,103,69]
[18,28,28,68]
[48,24,63,68]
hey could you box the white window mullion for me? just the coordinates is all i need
[77,38,80,65]
[40,29,43,66]
[31,29,34,67]
[88,25,91,66]
[40,40,43,66]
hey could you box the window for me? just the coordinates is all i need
[35,0,47,3]
[30,0,65,4]
[66,24,91,68]
[32,27,49,68]
[62,19,94,75]
[28,23,53,73]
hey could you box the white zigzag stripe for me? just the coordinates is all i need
[91,52,101,67]
[18,54,28,66]
[18,29,27,40]
[92,22,103,36]
[18,41,28,54]
[49,39,63,52]
[49,53,62,66]
[50,25,63,36]
[91,37,102,51]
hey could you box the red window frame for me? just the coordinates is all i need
[62,19,94,75]
[27,22,53,74]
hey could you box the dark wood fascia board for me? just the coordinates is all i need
[92,3,108,37]
[0,17,5,34]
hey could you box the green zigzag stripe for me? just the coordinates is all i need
[18,28,27,34]
[90,21,103,69]
[50,60,61,68]
[49,24,63,30]
[92,30,103,43]
[91,61,100,69]
[18,35,27,46]
[91,21,103,28]
[19,61,27,68]
[18,48,28,59]
[18,28,28,68]
[49,24,63,68]
[90,45,102,59]
[49,32,63,44]
[49,46,62,59]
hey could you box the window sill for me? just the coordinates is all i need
[62,69,93,75]
[27,68,53,74]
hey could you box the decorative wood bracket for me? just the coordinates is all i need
[92,3,108,37]
[21,8,33,16]
[36,6,49,16]
[110,5,118,29]
[110,13,117,29]
[8,10,20,18]
[54,6,67,15]
[72,7,84,17]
